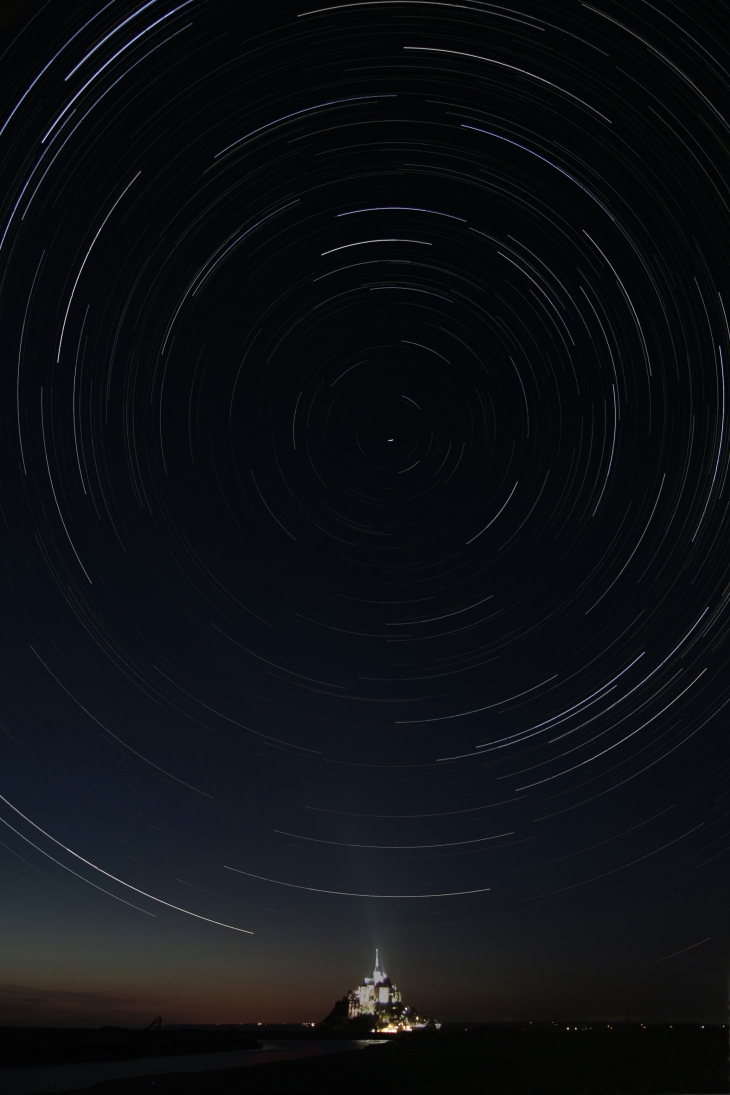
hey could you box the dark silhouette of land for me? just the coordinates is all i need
[15,1025,726,1094]
[0,1026,259,1069]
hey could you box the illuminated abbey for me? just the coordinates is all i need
[347,950,439,1033]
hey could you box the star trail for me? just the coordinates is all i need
[0,0,729,1025]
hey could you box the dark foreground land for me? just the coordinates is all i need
[0,1027,260,1068]
[51,1026,727,1095]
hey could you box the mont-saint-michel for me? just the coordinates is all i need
[321,951,440,1034]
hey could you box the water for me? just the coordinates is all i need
[0,1039,385,1095]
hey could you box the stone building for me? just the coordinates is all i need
[348,950,402,1018]
[347,950,439,1033]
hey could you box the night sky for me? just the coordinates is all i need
[0,0,729,1028]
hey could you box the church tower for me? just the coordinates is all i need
[373,948,384,984]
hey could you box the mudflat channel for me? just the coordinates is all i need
[0,1038,384,1095]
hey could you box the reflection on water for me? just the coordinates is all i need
[0,1039,385,1095]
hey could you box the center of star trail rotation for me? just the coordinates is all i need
[0,0,729,1023]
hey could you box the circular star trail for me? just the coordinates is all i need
[1,0,729,955]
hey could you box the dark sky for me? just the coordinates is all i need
[0,0,729,1027]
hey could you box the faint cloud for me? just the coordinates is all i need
[0,984,151,1025]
